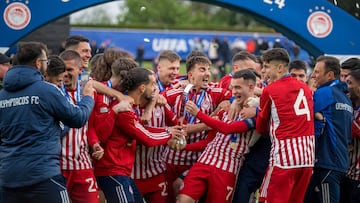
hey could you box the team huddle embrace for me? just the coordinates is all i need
[0,35,359,203]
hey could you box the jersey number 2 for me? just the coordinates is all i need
[158,182,168,196]
[293,88,310,121]
[85,178,97,192]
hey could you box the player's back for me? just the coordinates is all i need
[264,76,314,139]
[258,76,315,168]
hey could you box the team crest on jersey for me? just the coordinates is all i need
[3,2,31,30]
[201,100,210,110]
[154,108,162,118]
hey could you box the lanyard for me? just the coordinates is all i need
[261,81,267,88]
[107,79,112,88]
[61,78,81,104]
[185,90,206,124]
[156,73,170,93]
[231,115,242,143]
[133,105,140,119]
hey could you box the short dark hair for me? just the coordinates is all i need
[289,60,307,73]
[46,55,65,77]
[348,69,360,82]
[316,55,340,78]
[341,57,360,71]
[59,50,82,68]
[119,67,153,92]
[232,51,257,64]
[186,56,211,73]
[256,56,263,68]
[233,69,256,83]
[261,48,290,66]
[186,50,206,62]
[64,35,89,50]
[248,68,261,79]
[16,41,48,66]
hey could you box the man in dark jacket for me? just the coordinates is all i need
[0,41,94,203]
[0,53,11,90]
[304,55,352,203]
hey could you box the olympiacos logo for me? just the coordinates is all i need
[3,2,31,30]
[307,9,333,38]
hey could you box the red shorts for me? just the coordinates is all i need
[259,166,312,203]
[134,173,167,203]
[165,164,191,202]
[62,169,99,203]
[179,163,236,203]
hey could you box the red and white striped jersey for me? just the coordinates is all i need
[131,104,178,179]
[61,89,93,170]
[217,74,232,90]
[256,76,315,169]
[347,108,360,180]
[163,87,231,166]
[93,103,172,177]
[94,87,112,107]
[198,113,257,174]
[91,81,115,141]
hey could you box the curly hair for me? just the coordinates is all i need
[119,68,153,93]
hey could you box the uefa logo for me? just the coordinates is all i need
[307,11,333,38]
[3,2,31,30]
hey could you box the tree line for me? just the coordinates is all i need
[71,0,273,32]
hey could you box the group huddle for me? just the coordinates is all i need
[0,35,359,203]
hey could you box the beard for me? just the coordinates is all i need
[143,91,155,102]
[40,66,47,76]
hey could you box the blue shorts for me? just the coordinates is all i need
[97,175,144,203]
[2,174,69,203]
[232,136,270,203]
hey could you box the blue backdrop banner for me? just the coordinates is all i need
[1,0,359,56]
[70,28,310,62]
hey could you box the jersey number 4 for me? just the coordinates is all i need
[293,88,310,121]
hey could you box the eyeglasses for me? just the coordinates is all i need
[39,59,50,65]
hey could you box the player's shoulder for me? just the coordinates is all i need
[207,86,227,93]
[219,75,231,81]
[315,84,331,93]
[165,88,183,97]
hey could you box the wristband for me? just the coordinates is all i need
[178,173,185,180]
